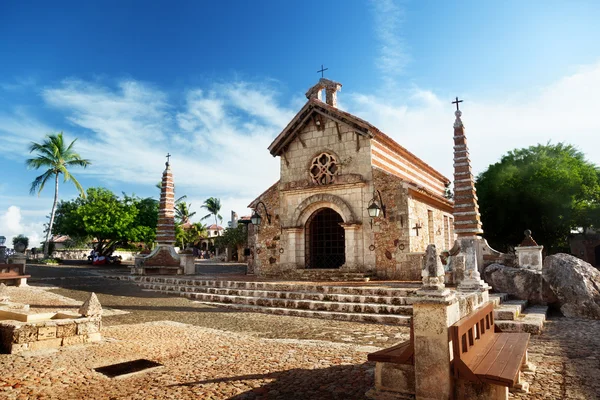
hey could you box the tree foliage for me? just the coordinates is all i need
[12,234,29,249]
[52,187,158,255]
[214,224,247,250]
[201,197,223,233]
[476,143,600,253]
[26,132,91,257]
[176,222,207,249]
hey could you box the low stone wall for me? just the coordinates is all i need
[0,314,102,354]
[32,249,139,261]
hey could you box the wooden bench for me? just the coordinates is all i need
[367,319,414,365]
[451,302,530,388]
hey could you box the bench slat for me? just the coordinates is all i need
[367,341,413,364]
[481,333,529,386]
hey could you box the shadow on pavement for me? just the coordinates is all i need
[168,363,373,400]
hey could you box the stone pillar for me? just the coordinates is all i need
[515,230,543,270]
[413,244,459,400]
[341,223,360,271]
[457,238,489,298]
[9,253,27,286]
[283,228,303,268]
[180,254,196,275]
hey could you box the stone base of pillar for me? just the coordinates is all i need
[180,254,196,275]
[368,362,415,399]
[132,244,182,275]
[455,378,508,400]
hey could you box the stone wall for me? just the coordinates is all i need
[0,315,102,354]
[250,183,283,277]
[372,168,411,279]
[407,196,453,253]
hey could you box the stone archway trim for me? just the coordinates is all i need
[291,193,358,227]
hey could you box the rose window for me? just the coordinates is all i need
[310,153,338,185]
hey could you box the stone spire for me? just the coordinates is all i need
[452,106,484,237]
[156,159,176,245]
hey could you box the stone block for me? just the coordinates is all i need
[13,325,37,344]
[76,321,100,335]
[376,362,415,395]
[56,323,77,338]
[62,335,85,346]
[28,337,63,351]
[37,326,57,340]
[455,378,508,400]
[85,332,102,342]
[9,342,29,354]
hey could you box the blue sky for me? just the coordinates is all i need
[1,0,599,247]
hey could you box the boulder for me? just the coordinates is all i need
[543,254,600,319]
[483,263,550,304]
[79,292,103,317]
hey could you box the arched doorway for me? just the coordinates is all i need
[305,208,345,269]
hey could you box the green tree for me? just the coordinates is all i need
[12,234,29,249]
[476,143,600,253]
[53,188,158,255]
[214,224,247,249]
[176,222,207,249]
[175,196,196,224]
[26,132,91,257]
[201,197,223,234]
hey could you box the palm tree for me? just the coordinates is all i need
[175,196,196,224]
[201,197,223,235]
[26,132,91,257]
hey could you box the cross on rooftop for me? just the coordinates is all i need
[317,64,328,78]
[166,153,171,165]
[452,96,463,111]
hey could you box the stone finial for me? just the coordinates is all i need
[79,292,102,316]
[421,244,446,290]
[520,229,539,247]
[0,283,9,303]
[453,110,463,129]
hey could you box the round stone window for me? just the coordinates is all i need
[310,153,338,185]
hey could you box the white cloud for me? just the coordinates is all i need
[345,60,600,180]
[0,206,43,249]
[370,0,410,84]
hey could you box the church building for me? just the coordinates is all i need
[248,78,454,280]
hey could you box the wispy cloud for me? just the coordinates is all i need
[371,0,410,84]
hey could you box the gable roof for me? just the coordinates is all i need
[267,98,449,185]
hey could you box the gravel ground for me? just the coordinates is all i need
[0,264,596,399]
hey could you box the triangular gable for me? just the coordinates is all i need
[268,98,376,157]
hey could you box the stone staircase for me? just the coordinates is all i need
[130,276,417,325]
[490,293,548,334]
[121,276,549,333]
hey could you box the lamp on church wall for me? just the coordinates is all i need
[367,190,386,219]
[251,201,271,226]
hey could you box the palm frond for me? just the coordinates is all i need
[29,170,55,196]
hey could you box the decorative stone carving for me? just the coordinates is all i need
[421,244,445,291]
[515,230,543,270]
[309,153,338,185]
[79,292,103,317]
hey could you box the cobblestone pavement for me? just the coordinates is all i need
[0,264,596,399]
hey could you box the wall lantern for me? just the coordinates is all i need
[367,190,387,219]
[0,236,5,246]
[251,201,271,226]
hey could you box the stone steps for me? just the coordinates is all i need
[139,283,416,305]
[160,290,413,315]
[489,292,509,307]
[493,300,528,321]
[188,298,412,325]
[495,305,548,335]
[132,276,418,297]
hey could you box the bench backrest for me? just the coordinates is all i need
[451,302,495,364]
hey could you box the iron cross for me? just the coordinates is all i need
[452,96,463,111]
[412,223,422,236]
[317,64,328,78]
[166,153,171,164]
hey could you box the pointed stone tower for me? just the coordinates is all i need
[452,108,484,237]
[450,102,489,292]
[132,156,182,275]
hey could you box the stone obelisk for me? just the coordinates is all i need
[451,100,488,292]
[132,154,181,275]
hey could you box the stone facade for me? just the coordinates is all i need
[249,79,455,280]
